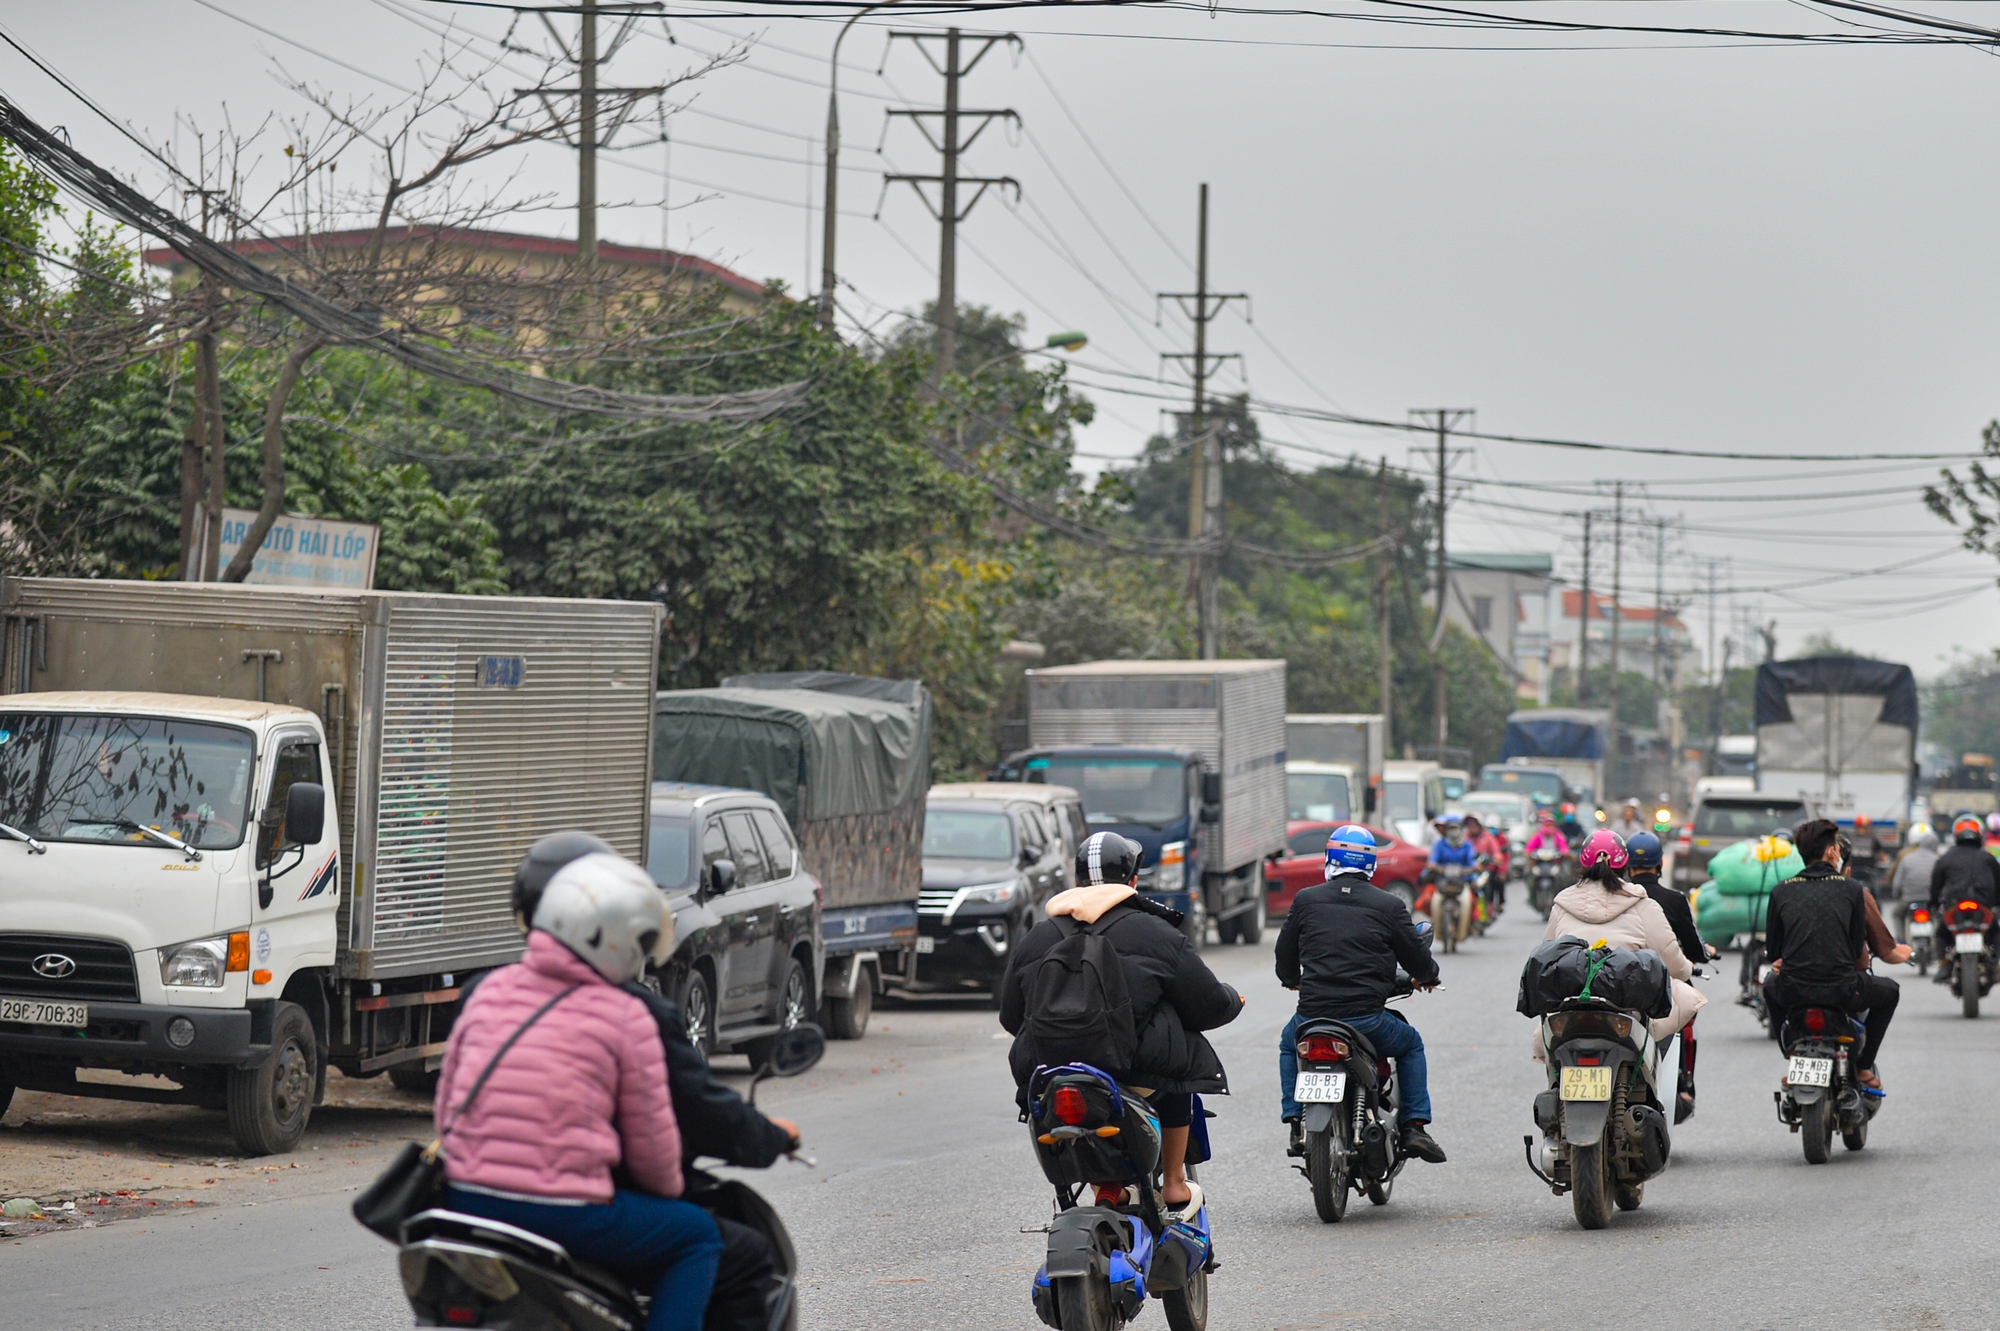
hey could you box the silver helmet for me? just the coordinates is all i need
[531,852,674,984]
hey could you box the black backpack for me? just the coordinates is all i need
[1023,915,1139,1073]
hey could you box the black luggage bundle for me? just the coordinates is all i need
[1517,935,1672,1020]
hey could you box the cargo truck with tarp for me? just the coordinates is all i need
[1755,657,1916,853]
[652,672,930,1039]
[0,578,660,1154]
[1499,708,1611,813]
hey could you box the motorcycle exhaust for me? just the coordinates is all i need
[1360,1120,1393,1177]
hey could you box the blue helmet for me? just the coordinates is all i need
[1626,830,1664,872]
[1324,824,1379,879]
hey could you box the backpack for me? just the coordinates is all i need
[1022,914,1139,1073]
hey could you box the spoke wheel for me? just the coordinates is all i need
[1365,1171,1394,1206]
[1307,1127,1349,1223]
[1161,1264,1208,1331]
[1800,1098,1832,1165]
[1570,1140,1614,1230]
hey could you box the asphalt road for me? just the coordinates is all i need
[10,894,1999,1330]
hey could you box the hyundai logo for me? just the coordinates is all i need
[30,953,77,979]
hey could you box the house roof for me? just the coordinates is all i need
[141,225,764,298]
[1560,590,1686,632]
[1449,552,1553,574]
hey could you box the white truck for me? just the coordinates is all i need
[1755,657,1916,853]
[1285,713,1385,822]
[0,578,659,1154]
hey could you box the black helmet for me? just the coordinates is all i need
[513,830,619,927]
[1953,814,1984,846]
[1075,831,1142,887]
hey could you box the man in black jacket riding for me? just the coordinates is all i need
[1001,832,1245,1216]
[1928,815,2000,980]
[1274,824,1445,1165]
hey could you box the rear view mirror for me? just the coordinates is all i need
[284,783,325,846]
[767,1023,825,1078]
[1200,772,1223,805]
[707,858,737,895]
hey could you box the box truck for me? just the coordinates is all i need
[1755,657,1916,851]
[1286,713,1385,821]
[0,578,659,1154]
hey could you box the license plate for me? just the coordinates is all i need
[1909,921,1934,939]
[1787,1056,1833,1088]
[1956,932,1985,955]
[914,936,936,954]
[1560,1066,1612,1102]
[0,996,88,1027]
[1295,1070,1347,1103]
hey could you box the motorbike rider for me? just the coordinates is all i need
[437,854,722,1331]
[1625,831,1714,1122]
[1525,808,1570,859]
[1885,826,1940,943]
[1425,813,1479,937]
[1610,800,1648,842]
[1000,832,1245,1217]
[495,832,799,1331]
[1463,813,1509,914]
[1275,824,1447,1165]
[1764,819,1910,1097]
[1846,814,1883,887]
[1928,814,2000,982]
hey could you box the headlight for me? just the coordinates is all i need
[158,931,248,988]
[1156,841,1187,892]
[960,879,1020,906]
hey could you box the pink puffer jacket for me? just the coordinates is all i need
[435,931,681,1202]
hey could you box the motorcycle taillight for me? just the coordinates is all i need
[1803,1008,1827,1033]
[1912,908,1930,923]
[1052,1085,1089,1126]
[1298,1035,1349,1063]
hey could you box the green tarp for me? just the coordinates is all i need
[653,672,931,827]
[1694,883,1768,946]
[1707,835,1804,897]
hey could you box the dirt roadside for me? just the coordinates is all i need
[0,1069,428,1242]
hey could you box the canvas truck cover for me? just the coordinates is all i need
[1502,709,1611,761]
[1754,657,1917,768]
[653,673,930,909]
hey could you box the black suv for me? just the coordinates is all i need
[647,783,823,1066]
[914,794,1069,996]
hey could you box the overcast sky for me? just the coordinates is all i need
[8,1,2000,680]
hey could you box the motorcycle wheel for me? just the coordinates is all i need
[1800,1098,1832,1165]
[1613,1180,1644,1212]
[1160,1266,1209,1331]
[1307,1129,1349,1224]
[1055,1275,1112,1331]
[1570,1141,1614,1230]
[1842,1112,1868,1152]
[1365,1172,1394,1206]
[1440,903,1458,955]
[1961,964,1979,1019]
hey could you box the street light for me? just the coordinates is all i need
[967,330,1089,378]
[819,3,895,329]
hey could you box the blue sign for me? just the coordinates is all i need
[478,655,526,689]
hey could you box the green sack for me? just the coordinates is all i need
[1694,882,1766,946]
[1708,835,1803,897]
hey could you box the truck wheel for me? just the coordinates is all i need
[1233,892,1265,947]
[825,973,873,1040]
[227,1001,315,1156]
[1182,893,1208,952]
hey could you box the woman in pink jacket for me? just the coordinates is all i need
[436,854,722,1331]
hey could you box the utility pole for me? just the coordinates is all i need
[579,1,597,266]
[1608,481,1625,738]
[1576,511,1592,703]
[1159,185,1245,660]
[885,28,1021,379]
[1704,559,1720,773]
[819,3,892,328]
[1651,517,1667,703]
[1409,408,1474,748]
[1377,459,1395,750]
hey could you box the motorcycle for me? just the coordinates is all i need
[1940,898,1997,1019]
[396,1024,825,1331]
[1524,996,1672,1230]
[1773,1005,1877,1163]
[1425,863,1470,953]
[1025,1064,1212,1331]
[1906,905,1932,977]
[1291,978,1419,1223]
[1528,848,1566,919]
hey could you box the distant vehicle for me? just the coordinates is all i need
[1381,759,1446,847]
[1456,790,1535,866]
[1265,821,1429,914]
[1438,769,1471,804]
[913,785,1082,997]
[1287,714,1386,817]
[1712,734,1757,780]
[1672,792,1818,893]
[1693,776,1757,798]
[1501,709,1611,814]
[1755,657,1916,856]
[1288,760,1358,824]
[648,784,822,1068]
[1928,753,1998,825]
[1479,762,1569,809]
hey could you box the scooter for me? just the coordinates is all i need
[1291,976,1420,1223]
[1524,996,1672,1230]
[1025,1064,1213,1331]
[1906,905,1933,977]
[1772,1004,1876,1164]
[1426,863,1469,953]
[1528,848,1565,919]
[395,1025,825,1331]
[1940,898,1997,1019]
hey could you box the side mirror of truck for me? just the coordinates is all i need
[284,782,326,847]
[1201,802,1222,824]
[707,858,737,896]
[1200,772,1223,805]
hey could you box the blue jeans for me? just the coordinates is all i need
[1280,1009,1432,1126]
[444,1186,723,1331]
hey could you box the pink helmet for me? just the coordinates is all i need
[1578,829,1629,872]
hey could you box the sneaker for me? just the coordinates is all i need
[1399,1123,1447,1164]
[1285,1117,1305,1158]
[1674,1090,1696,1125]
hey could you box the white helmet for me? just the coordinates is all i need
[531,853,674,984]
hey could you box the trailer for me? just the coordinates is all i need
[1501,708,1611,813]
[652,672,931,1039]
[0,578,659,1153]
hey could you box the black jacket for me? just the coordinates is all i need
[1766,862,1868,990]
[1275,869,1440,1020]
[1000,893,1243,1098]
[1632,872,1706,964]
[1929,843,2000,910]
[459,969,793,1170]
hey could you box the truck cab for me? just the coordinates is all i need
[1,692,336,1154]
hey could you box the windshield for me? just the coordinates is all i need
[1383,781,1420,823]
[924,809,1015,861]
[1440,775,1467,801]
[1288,771,1351,823]
[0,713,254,849]
[1034,758,1185,828]
[1461,794,1526,823]
[1695,801,1804,838]
[1479,766,1565,805]
[647,815,695,891]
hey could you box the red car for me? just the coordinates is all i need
[1266,821,1429,916]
